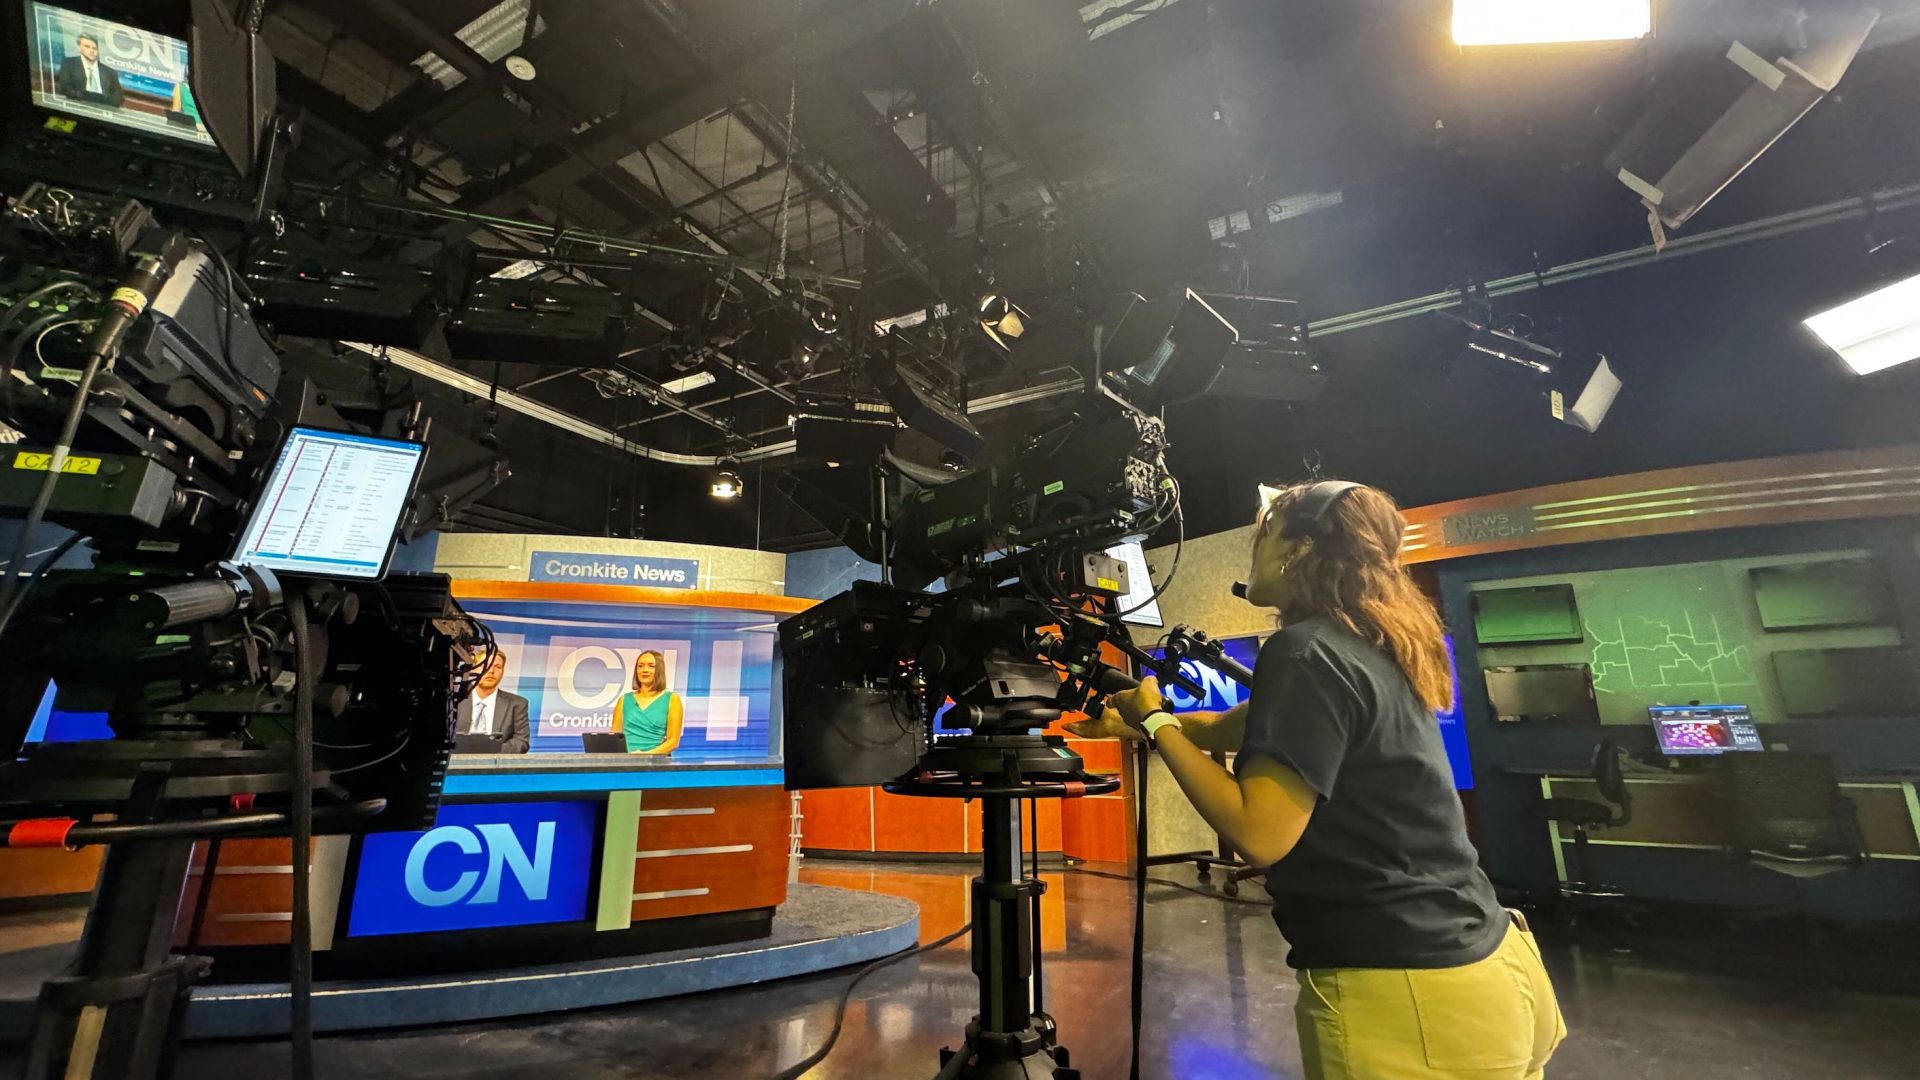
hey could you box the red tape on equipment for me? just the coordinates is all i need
[8,818,77,848]
[1064,781,1087,795]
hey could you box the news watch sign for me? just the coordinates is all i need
[346,801,598,936]
[529,550,699,588]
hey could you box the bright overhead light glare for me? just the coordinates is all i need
[1803,272,1920,376]
[659,371,718,395]
[710,469,744,500]
[1452,0,1649,46]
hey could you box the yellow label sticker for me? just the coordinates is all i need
[110,286,149,314]
[1096,577,1120,592]
[1549,390,1566,421]
[42,116,76,133]
[13,451,100,475]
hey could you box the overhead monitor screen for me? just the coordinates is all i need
[232,427,425,580]
[1105,541,1163,627]
[23,2,216,147]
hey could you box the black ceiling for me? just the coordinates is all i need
[256,0,1920,548]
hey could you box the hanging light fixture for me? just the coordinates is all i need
[710,467,744,500]
[978,293,1032,351]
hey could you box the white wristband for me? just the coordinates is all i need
[1141,712,1184,744]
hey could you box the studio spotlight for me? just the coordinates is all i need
[1452,0,1650,46]
[1438,310,1557,374]
[1804,272,1920,376]
[710,467,744,500]
[978,293,1031,351]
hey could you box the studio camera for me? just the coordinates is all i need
[0,6,500,1076]
[776,288,1236,1079]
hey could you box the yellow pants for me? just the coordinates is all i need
[1295,919,1566,1079]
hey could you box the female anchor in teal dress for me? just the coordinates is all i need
[611,650,683,755]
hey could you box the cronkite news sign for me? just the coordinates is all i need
[528,550,699,588]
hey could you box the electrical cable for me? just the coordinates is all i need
[0,342,109,641]
[1112,475,1183,622]
[1069,865,1271,907]
[184,838,224,955]
[0,279,88,337]
[0,530,83,635]
[286,590,316,1080]
[1129,741,1147,1080]
[768,921,973,1080]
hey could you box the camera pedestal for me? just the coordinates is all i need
[23,836,203,1080]
[886,736,1119,1080]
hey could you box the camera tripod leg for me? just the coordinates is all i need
[23,837,208,1080]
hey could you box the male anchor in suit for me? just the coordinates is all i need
[457,650,531,753]
[53,34,125,107]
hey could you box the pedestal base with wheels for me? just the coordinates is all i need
[887,734,1118,1080]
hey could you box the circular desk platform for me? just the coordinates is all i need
[0,884,916,1039]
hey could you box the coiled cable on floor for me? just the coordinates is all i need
[768,921,973,1080]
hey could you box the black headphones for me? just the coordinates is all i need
[1278,480,1361,540]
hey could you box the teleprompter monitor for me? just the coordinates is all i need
[1649,704,1765,757]
[22,2,216,148]
[232,427,426,581]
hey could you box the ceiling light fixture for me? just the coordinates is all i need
[1452,0,1650,46]
[710,468,744,500]
[659,370,718,395]
[978,294,1031,351]
[1804,271,1920,376]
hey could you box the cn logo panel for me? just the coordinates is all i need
[347,800,599,937]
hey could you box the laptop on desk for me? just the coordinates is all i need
[452,733,505,754]
[1649,704,1765,758]
[582,733,628,754]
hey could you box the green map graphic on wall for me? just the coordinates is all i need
[1473,551,1898,725]
[1588,612,1757,703]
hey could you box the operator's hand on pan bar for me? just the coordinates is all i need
[1064,675,1161,742]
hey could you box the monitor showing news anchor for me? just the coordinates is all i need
[22,1,216,148]
[457,596,780,762]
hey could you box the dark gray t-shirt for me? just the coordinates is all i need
[1238,617,1505,970]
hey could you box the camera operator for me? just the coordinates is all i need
[1068,481,1565,1080]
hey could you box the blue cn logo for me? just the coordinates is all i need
[1154,636,1263,715]
[403,822,555,907]
[347,801,597,937]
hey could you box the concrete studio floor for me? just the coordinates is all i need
[7,860,1920,1078]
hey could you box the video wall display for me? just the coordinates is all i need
[1472,584,1583,646]
[1750,558,1895,631]
[1468,550,1910,725]
[1772,647,1920,718]
[458,595,781,760]
[23,2,215,147]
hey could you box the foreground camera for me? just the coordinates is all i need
[779,288,1237,1078]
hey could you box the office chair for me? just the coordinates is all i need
[1539,738,1634,915]
[1719,752,1864,964]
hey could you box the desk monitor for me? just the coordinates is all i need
[1649,704,1764,757]
[22,2,216,148]
[232,427,425,580]
[1484,664,1599,724]
[581,733,628,754]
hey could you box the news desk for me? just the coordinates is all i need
[174,753,791,977]
[1534,770,1920,884]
